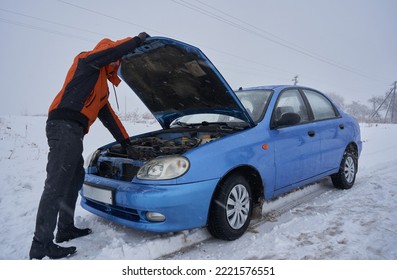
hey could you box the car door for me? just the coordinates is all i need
[269,89,321,190]
[302,89,346,174]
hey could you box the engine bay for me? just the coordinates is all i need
[90,127,235,181]
[108,135,203,161]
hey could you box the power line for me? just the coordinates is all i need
[53,1,376,92]
[196,0,312,51]
[57,0,170,37]
[55,1,293,75]
[196,0,358,73]
[172,0,378,82]
[2,1,386,96]
[0,5,286,79]
[55,0,378,85]
[0,7,111,38]
[0,17,94,42]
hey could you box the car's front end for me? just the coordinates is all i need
[80,36,266,233]
[81,124,248,232]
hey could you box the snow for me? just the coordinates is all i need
[0,115,396,260]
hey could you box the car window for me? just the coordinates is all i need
[303,89,338,120]
[170,90,272,127]
[273,89,309,125]
[175,113,242,124]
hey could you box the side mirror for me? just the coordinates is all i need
[275,112,301,128]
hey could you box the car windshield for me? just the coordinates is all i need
[235,89,272,122]
[170,89,272,127]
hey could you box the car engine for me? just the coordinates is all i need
[90,128,230,181]
[110,136,201,161]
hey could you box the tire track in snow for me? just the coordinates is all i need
[157,181,335,259]
[158,152,397,260]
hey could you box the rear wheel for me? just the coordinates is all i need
[331,150,357,189]
[207,174,252,240]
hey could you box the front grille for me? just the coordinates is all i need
[97,157,141,181]
[121,164,140,181]
[85,199,140,222]
[98,161,114,178]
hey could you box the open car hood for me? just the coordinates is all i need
[119,37,255,128]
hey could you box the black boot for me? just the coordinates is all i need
[55,226,92,243]
[29,238,77,260]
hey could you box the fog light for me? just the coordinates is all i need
[146,212,166,222]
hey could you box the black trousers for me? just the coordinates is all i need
[33,120,85,244]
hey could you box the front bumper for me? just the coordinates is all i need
[80,175,218,233]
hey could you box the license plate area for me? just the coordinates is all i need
[82,184,113,205]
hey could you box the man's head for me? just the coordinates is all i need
[93,38,122,86]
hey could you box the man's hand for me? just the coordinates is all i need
[125,144,139,159]
[138,32,150,41]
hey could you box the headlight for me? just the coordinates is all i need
[84,149,101,169]
[137,156,190,180]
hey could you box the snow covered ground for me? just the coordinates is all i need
[0,115,396,260]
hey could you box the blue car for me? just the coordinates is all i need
[81,37,362,240]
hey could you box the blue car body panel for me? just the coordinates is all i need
[82,175,218,232]
[80,38,362,234]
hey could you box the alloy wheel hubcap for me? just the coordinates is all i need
[344,156,355,183]
[226,184,250,229]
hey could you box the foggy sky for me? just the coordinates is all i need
[1,0,396,115]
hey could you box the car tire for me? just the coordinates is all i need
[331,150,357,189]
[207,174,252,240]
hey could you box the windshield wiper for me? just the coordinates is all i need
[201,121,246,131]
[174,121,247,131]
[175,121,200,128]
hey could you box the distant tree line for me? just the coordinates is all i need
[327,89,397,123]
[118,108,156,124]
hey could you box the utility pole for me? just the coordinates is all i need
[292,75,298,86]
[370,81,397,123]
[390,81,396,123]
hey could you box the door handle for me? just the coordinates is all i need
[308,130,315,137]
[339,124,345,129]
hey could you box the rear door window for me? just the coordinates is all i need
[303,89,338,120]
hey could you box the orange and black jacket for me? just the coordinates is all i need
[48,36,143,145]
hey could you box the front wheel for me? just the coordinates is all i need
[207,174,252,240]
[331,150,358,189]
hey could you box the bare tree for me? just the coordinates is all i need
[345,101,371,122]
[368,96,385,122]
